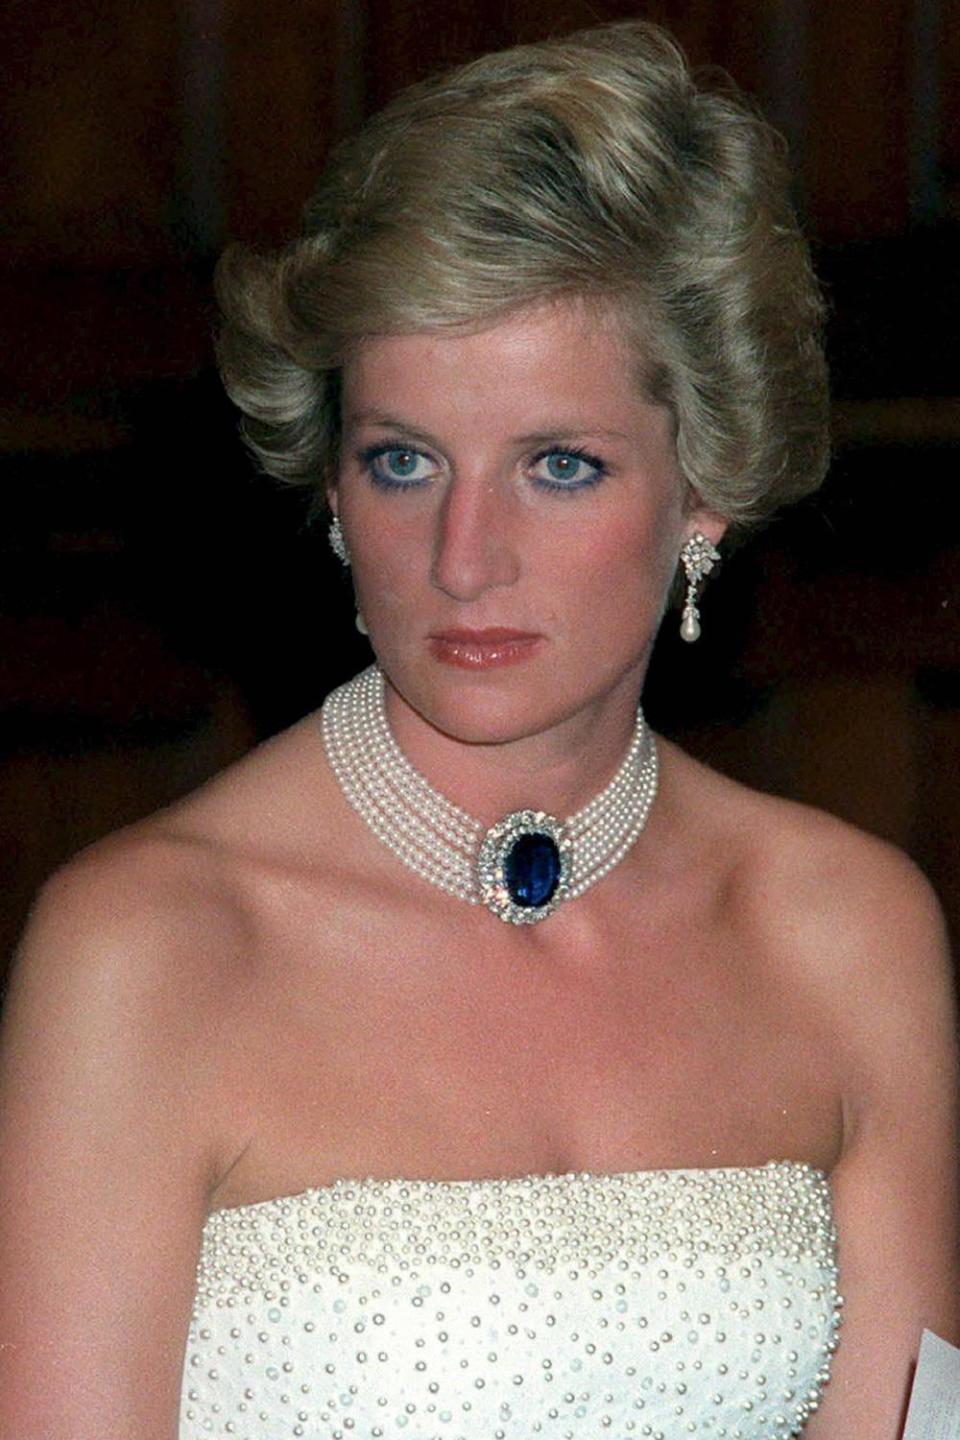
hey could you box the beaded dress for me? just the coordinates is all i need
[179,1161,840,1439]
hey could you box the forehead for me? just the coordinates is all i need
[340,298,662,434]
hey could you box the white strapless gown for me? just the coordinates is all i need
[179,1161,840,1439]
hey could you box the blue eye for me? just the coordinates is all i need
[529,447,607,492]
[361,445,436,488]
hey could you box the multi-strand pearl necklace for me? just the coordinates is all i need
[321,665,658,925]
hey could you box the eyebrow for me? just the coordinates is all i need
[345,411,444,449]
[345,409,633,447]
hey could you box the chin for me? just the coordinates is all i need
[417,689,550,748]
[384,660,557,747]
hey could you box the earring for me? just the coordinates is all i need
[328,516,349,566]
[679,532,720,643]
[329,516,367,634]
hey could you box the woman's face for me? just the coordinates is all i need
[333,298,724,747]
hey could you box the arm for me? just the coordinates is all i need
[0,838,239,1440]
[802,851,959,1439]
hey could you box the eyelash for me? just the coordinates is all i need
[357,443,609,494]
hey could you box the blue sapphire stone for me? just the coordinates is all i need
[504,831,561,909]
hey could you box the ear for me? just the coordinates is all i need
[326,481,339,518]
[684,504,728,551]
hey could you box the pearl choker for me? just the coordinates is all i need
[321,666,658,925]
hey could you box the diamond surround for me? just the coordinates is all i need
[477,810,572,924]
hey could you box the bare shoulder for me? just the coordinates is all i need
[4,706,336,1113]
[12,821,253,1032]
[674,743,944,951]
[7,703,345,1057]
[743,782,949,1002]
[669,744,955,1076]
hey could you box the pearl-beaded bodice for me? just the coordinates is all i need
[180,1162,840,1439]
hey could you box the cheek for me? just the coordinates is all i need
[350,531,420,625]
[571,504,681,605]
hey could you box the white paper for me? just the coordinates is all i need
[903,1330,960,1439]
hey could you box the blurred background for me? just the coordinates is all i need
[2,0,958,974]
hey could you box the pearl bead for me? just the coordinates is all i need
[680,609,701,643]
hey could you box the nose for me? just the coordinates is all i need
[430,473,521,602]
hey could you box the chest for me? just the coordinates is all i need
[213,873,843,1197]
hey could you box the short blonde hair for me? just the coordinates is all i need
[216,21,829,530]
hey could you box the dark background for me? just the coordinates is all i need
[2,0,959,973]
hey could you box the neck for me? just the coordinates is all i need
[322,664,658,924]
[382,665,648,825]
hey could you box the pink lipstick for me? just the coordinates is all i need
[428,628,542,670]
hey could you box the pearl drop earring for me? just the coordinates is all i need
[328,517,368,635]
[679,532,720,643]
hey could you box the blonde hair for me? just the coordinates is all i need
[216,21,829,530]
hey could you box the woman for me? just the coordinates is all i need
[0,21,956,1440]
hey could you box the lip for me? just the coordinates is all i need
[428,627,543,670]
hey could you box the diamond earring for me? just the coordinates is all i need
[328,516,349,566]
[679,532,720,643]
